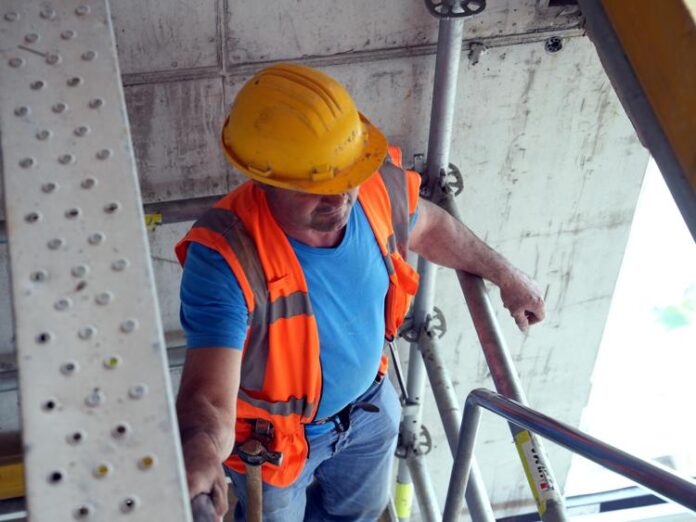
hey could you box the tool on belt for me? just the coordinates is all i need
[234,419,283,522]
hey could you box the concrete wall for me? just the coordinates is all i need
[0,1,648,518]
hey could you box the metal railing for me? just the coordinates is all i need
[442,388,696,520]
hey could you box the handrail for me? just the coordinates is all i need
[443,388,696,520]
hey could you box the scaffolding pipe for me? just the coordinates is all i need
[419,333,495,521]
[445,389,696,518]
[397,11,466,521]
[439,191,568,521]
[407,454,442,522]
[396,258,438,521]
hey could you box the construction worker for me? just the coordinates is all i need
[175,63,545,521]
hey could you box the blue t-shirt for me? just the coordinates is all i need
[180,201,415,437]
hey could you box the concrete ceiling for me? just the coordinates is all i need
[0,1,649,519]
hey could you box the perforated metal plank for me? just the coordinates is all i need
[0,2,191,520]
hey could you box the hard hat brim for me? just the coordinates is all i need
[222,113,388,195]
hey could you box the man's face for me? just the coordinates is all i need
[264,186,359,233]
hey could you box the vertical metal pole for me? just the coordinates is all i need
[397,10,497,521]
[406,454,441,522]
[438,195,568,521]
[396,259,437,522]
[443,400,482,522]
[420,334,494,521]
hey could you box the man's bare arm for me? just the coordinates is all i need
[176,347,242,517]
[409,198,545,331]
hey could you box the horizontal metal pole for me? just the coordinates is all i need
[468,388,696,511]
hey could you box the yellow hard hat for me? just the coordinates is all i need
[221,63,388,195]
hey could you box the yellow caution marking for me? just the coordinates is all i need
[395,481,414,518]
[0,461,24,500]
[144,213,162,231]
[514,430,556,515]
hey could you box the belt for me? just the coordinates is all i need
[313,375,383,433]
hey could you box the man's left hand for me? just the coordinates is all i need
[498,269,545,332]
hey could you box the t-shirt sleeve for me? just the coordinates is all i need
[179,242,249,350]
[409,205,419,232]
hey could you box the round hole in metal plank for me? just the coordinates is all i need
[88,98,104,109]
[4,12,19,22]
[84,388,105,407]
[112,423,130,438]
[58,154,75,165]
[71,264,89,278]
[19,157,35,168]
[104,202,120,214]
[25,211,41,223]
[14,106,29,116]
[67,431,86,445]
[120,497,138,513]
[52,102,67,113]
[74,125,90,137]
[37,129,52,141]
[81,177,97,189]
[65,207,81,219]
[61,361,78,375]
[112,258,130,271]
[75,5,90,16]
[103,355,121,369]
[40,7,56,20]
[96,149,112,160]
[25,32,39,43]
[54,297,72,311]
[47,237,65,250]
[95,291,113,305]
[61,30,76,40]
[46,53,61,65]
[30,80,45,90]
[48,470,64,484]
[78,325,96,340]
[120,319,138,333]
[88,232,105,245]
[8,57,24,68]
[138,455,156,470]
[42,398,58,411]
[30,270,48,282]
[128,384,148,399]
[81,50,97,61]
[36,332,53,344]
[74,504,93,519]
[93,463,111,478]
[67,76,82,87]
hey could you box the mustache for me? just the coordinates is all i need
[315,194,351,213]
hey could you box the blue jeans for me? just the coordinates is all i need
[226,378,401,521]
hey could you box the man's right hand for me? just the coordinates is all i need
[183,435,230,518]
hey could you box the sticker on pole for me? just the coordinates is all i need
[514,430,557,514]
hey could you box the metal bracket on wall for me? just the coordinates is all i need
[0,1,191,520]
[424,0,487,19]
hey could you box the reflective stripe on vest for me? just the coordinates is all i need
[192,208,313,400]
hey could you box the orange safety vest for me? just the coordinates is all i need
[175,146,420,487]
